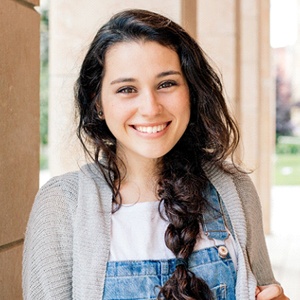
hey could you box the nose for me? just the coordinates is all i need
[138,91,162,116]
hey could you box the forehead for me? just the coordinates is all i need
[103,41,181,75]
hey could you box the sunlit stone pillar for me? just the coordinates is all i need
[197,0,273,233]
[0,0,40,297]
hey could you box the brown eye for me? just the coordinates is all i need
[117,86,137,94]
[158,81,177,89]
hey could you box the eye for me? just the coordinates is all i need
[158,80,177,90]
[117,86,137,94]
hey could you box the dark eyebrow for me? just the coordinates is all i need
[110,70,182,85]
[110,77,136,85]
[157,70,182,78]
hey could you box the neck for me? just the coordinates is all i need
[116,151,161,204]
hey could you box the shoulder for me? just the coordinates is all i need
[23,170,80,298]
[222,162,261,213]
[203,160,251,181]
[30,163,111,223]
[203,161,258,197]
[33,170,80,215]
[34,163,105,211]
[203,161,261,216]
[23,164,111,298]
[25,170,81,245]
[39,170,79,197]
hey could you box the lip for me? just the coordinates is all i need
[131,121,171,134]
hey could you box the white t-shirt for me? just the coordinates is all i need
[109,201,237,269]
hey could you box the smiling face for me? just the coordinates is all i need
[100,41,190,165]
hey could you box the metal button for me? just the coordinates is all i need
[218,245,229,258]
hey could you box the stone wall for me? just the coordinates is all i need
[0,0,40,297]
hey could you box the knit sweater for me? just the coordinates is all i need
[22,162,277,299]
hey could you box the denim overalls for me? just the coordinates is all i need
[103,184,237,300]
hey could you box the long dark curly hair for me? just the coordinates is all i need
[75,9,239,300]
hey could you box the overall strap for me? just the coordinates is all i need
[202,183,229,241]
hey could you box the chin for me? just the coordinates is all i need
[141,149,171,160]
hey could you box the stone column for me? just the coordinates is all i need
[0,0,40,297]
[197,0,272,233]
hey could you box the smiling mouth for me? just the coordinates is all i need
[133,122,169,134]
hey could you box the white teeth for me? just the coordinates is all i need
[135,123,167,133]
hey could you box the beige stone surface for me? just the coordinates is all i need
[240,20,260,135]
[181,0,197,39]
[48,76,84,175]
[0,0,40,245]
[197,0,237,108]
[257,0,273,233]
[196,0,273,231]
[25,0,40,6]
[0,244,23,299]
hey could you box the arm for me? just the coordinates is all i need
[22,172,78,299]
[204,161,289,299]
[230,169,276,285]
[231,170,289,299]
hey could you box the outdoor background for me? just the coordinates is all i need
[0,0,299,298]
[38,0,300,298]
[39,0,300,185]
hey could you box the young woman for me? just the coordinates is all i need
[23,9,289,300]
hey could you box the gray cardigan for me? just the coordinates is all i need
[22,162,277,299]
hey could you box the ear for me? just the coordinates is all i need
[95,101,105,120]
[98,110,105,120]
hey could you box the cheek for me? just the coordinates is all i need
[181,93,191,121]
[103,101,119,120]
[183,109,191,129]
[103,103,130,134]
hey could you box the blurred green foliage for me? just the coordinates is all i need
[40,7,48,145]
[274,153,300,185]
[276,136,300,154]
[274,136,300,185]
